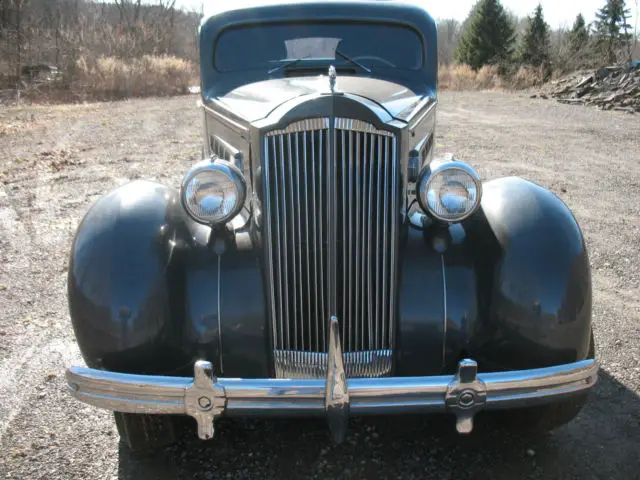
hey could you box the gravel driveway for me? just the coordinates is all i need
[1,92,638,479]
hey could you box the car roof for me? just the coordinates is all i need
[203,0,411,21]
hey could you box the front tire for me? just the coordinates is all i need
[114,412,177,456]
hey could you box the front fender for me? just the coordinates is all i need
[443,177,592,371]
[68,180,270,378]
[68,180,190,373]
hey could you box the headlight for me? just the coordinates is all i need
[181,159,246,225]
[417,158,482,222]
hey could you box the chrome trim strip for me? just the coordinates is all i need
[303,131,314,351]
[408,98,437,131]
[272,136,284,349]
[67,359,598,440]
[200,103,210,158]
[441,255,447,367]
[366,133,374,351]
[347,131,354,349]
[311,130,320,351]
[335,118,395,136]
[279,135,290,349]
[342,130,348,349]
[354,129,362,352]
[263,138,279,352]
[382,136,389,348]
[287,133,297,350]
[389,135,398,350]
[375,135,382,348]
[217,256,224,374]
[319,129,326,349]
[266,118,330,136]
[294,133,304,350]
[360,131,369,350]
[327,116,337,320]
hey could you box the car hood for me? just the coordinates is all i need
[213,76,429,123]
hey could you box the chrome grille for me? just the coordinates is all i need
[274,349,393,379]
[264,118,399,378]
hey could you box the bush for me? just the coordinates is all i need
[74,55,197,99]
[439,64,504,90]
[509,65,547,89]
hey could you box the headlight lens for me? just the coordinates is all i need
[418,160,482,222]
[181,160,246,225]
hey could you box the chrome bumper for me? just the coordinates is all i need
[66,321,597,441]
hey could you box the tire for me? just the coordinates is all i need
[494,330,595,434]
[114,412,177,456]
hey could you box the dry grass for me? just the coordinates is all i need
[439,64,546,91]
[74,55,198,99]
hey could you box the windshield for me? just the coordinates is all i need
[214,22,424,72]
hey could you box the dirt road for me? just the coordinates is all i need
[1,92,639,479]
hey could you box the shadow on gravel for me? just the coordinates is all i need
[117,370,639,480]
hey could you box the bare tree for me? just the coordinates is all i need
[437,18,461,65]
[114,0,142,26]
[155,0,177,53]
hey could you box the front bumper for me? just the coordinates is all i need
[66,321,597,441]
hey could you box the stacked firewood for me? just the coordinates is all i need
[532,63,640,113]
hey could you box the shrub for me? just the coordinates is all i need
[439,64,504,90]
[74,54,197,99]
[509,65,547,90]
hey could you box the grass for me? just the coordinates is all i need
[74,55,198,99]
[439,64,547,91]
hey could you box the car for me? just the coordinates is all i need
[65,0,597,454]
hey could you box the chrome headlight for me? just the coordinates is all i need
[181,159,246,225]
[417,158,482,222]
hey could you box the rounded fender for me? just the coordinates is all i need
[462,177,592,370]
[68,180,187,373]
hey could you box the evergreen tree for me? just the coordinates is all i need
[517,4,551,67]
[568,14,590,54]
[455,0,516,69]
[593,0,633,63]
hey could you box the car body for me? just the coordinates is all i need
[65,0,597,452]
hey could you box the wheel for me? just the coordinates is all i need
[114,412,177,456]
[494,331,595,434]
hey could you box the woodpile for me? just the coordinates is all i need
[532,63,640,113]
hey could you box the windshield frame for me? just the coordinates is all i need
[212,20,425,74]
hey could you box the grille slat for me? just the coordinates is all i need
[294,134,304,350]
[303,132,313,352]
[318,129,327,351]
[366,134,374,351]
[265,118,398,379]
[382,136,390,348]
[287,133,296,350]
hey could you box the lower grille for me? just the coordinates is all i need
[274,349,392,379]
[264,118,399,379]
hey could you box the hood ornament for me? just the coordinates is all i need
[329,65,337,92]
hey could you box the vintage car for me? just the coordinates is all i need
[65,0,597,453]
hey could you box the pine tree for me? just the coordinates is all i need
[517,4,551,67]
[454,0,516,69]
[568,14,590,54]
[593,0,633,63]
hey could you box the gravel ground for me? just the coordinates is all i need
[0,92,639,479]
